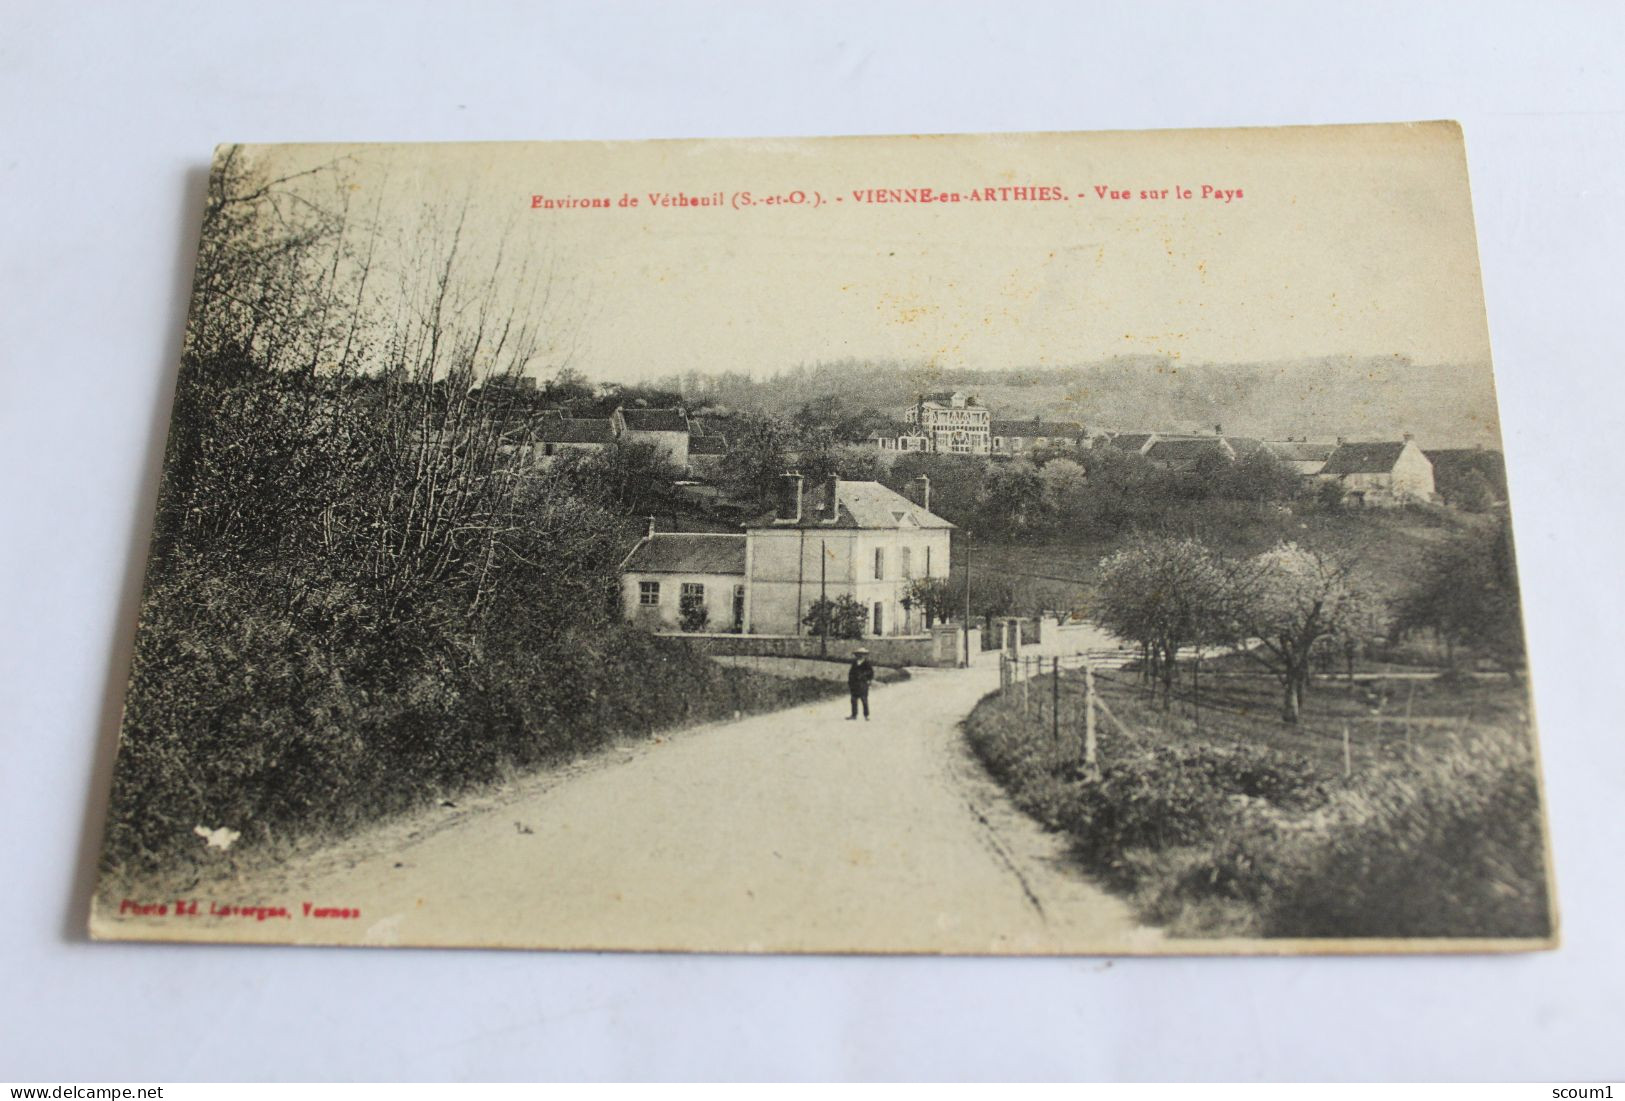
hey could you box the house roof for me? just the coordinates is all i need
[1100,432,1156,452]
[1146,437,1233,462]
[619,407,690,432]
[538,418,614,444]
[744,479,955,531]
[867,421,926,439]
[1224,436,1267,459]
[1266,440,1336,462]
[1321,441,1413,475]
[688,434,728,456]
[622,533,746,575]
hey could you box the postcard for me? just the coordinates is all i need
[90,123,1555,953]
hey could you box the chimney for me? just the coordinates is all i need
[1336,436,1347,446]
[1215,423,1224,436]
[776,472,804,523]
[1402,432,1414,443]
[911,474,931,514]
[822,474,840,523]
[645,516,656,539]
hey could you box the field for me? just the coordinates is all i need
[949,499,1474,616]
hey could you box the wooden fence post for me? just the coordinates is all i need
[1084,659,1098,772]
[1342,722,1352,777]
[1052,656,1061,748]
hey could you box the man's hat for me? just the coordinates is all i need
[853,647,870,654]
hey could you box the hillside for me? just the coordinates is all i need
[671,356,1503,449]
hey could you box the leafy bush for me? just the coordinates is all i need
[1259,732,1552,938]
[963,686,1550,940]
[801,595,867,639]
[678,591,710,632]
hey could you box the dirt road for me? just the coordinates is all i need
[98,660,1156,953]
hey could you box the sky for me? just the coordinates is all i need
[234,123,1497,391]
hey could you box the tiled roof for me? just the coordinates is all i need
[688,435,728,456]
[1101,432,1155,451]
[622,533,746,575]
[1224,437,1266,459]
[619,407,690,432]
[744,480,954,530]
[990,420,1084,438]
[1321,441,1411,475]
[539,418,614,444]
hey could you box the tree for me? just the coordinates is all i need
[716,413,795,511]
[1316,479,1347,511]
[1449,469,1496,513]
[1228,543,1376,723]
[1078,447,1157,533]
[979,459,1048,533]
[553,440,686,521]
[906,577,957,627]
[1394,518,1525,677]
[1094,536,1231,701]
[1039,458,1088,529]
[1225,449,1300,503]
[802,595,867,640]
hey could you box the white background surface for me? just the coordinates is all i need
[3,0,1622,1082]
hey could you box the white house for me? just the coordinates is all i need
[620,526,747,632]
[741,474,954,637]
[1318,438,1437,506]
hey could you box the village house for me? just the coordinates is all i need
[620,475,955,639]
[989,418,1086,455]
[1318,437,1437,506]
[619,524,747,633]
[612,406,692,466]
[535,417,615,464]
[742,474,955,637]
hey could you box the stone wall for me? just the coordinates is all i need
[668,630,958,667]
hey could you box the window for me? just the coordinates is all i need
[681,582,705,601]
[873,601,884,636]
[900,546,912,579]
[638,581,661,606]
[925,546,932,576]
[874,547,885,580]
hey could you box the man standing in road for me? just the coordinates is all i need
[847,648,875,721]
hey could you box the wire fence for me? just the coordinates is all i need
[995,649,1519,777]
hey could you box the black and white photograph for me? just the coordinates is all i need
[86,125,1555,954]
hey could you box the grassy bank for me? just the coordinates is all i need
[963,669,1552,940]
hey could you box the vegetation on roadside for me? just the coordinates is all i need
[963,671,1551,940]
[101,147,842,881]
